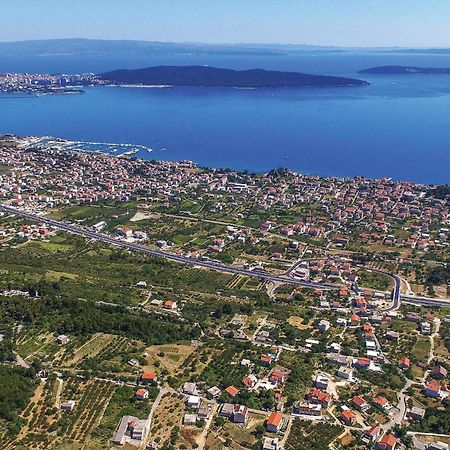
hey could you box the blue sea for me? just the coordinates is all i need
[1,51,450,184]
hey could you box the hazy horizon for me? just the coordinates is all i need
[0,37,448,50]
[2,0,450,48]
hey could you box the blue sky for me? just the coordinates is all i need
[1,0,450,47]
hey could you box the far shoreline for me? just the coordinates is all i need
[6,134,437,187]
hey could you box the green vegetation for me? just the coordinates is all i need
[412,336,431,362]
[279,350,316,401]
[0,366,36,437]
[0,294,200,345]
[358,363,405,391]
[95,385,157,438]
[358,270,391,291]
[199,341,250,388]
[409,404,450,434]
[286,419,342,450]
[426,264,450,286]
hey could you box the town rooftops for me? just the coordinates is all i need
[267,411,283,427]
[376,434,397,450]
[225,385,239,397]
[141,372,157,381]
[352,395,367,408]
[341,409,356,423]
[373,396,389,408]
[398,357,411,368]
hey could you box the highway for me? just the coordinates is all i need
[361,267,449,310]
[355,266,401,310]
[0,204,338,291]
[2,203,449,308]
[400,295,450,308]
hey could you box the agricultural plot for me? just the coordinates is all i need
[92,384,156,449]
[75,336,146,376]
[57,333,117,367]
[13,377,61,449]
[145,343,197,375]
[412,336,432,362]
[227,275,247,290]
[149,392,185,447]
[16,331,57,360]
[199,342,251,388]
[48,205,135,228]
[286,419,342,450]
[8,378,115,449]
[357,270,393,292]
[278,349,317,399]
[378,323,418,364]
[242,277,264,291]
[16,331,64,366]
[58,379,116,444]
[275,284,295,301]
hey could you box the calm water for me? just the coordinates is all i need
[1,52,450,184]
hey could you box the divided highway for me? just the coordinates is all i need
[0,204,337,291]
[2,204,448,309]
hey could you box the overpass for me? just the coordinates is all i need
[0,204,338,291]
[3,204,449,308]
[360,267,449,310]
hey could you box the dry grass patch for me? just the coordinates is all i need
[145,343,196,374]
[223,413,265,448]
[61,333,116,367]
[288,316,313,330]
[149,392,185,445]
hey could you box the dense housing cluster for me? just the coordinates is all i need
[0,134,449,450]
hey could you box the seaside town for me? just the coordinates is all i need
[0,72,102,94]
[0,134,449,450]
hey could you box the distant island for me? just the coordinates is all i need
[360,66,450,74]
[100,65,369,88]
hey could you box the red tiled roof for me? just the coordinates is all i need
[352,395,366,407]
[141,372,156,380]
[341,410,356,422]
[366,424,381,437]
[374,396,388,407]
[426,380,441,392]
[267,412,283,427]
[225,386,239,397]
[378,434,397,448]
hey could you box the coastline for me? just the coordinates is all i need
[105,81,370,89]
[1,74,449,186]
[11,134,434,187]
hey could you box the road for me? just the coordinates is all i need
[142,387,166,450]
[365,267,450,310]
[381,378,413,432]
[400,294,450,308]
[0,204,338,291]
[2,204,448,308]
[359,267,402,310]
[15,353,30,369]
[196,403,218,450]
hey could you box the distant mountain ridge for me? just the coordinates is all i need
[0,38,284,57]
[2,38,448,58]
[100,65,369,88]
[360,66,450,74]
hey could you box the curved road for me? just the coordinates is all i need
[0,204,338,291]
[2,204,449,308]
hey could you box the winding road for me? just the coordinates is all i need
[1,204,448,309]
[0,204,338,291]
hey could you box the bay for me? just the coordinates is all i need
[1,51,450,184]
